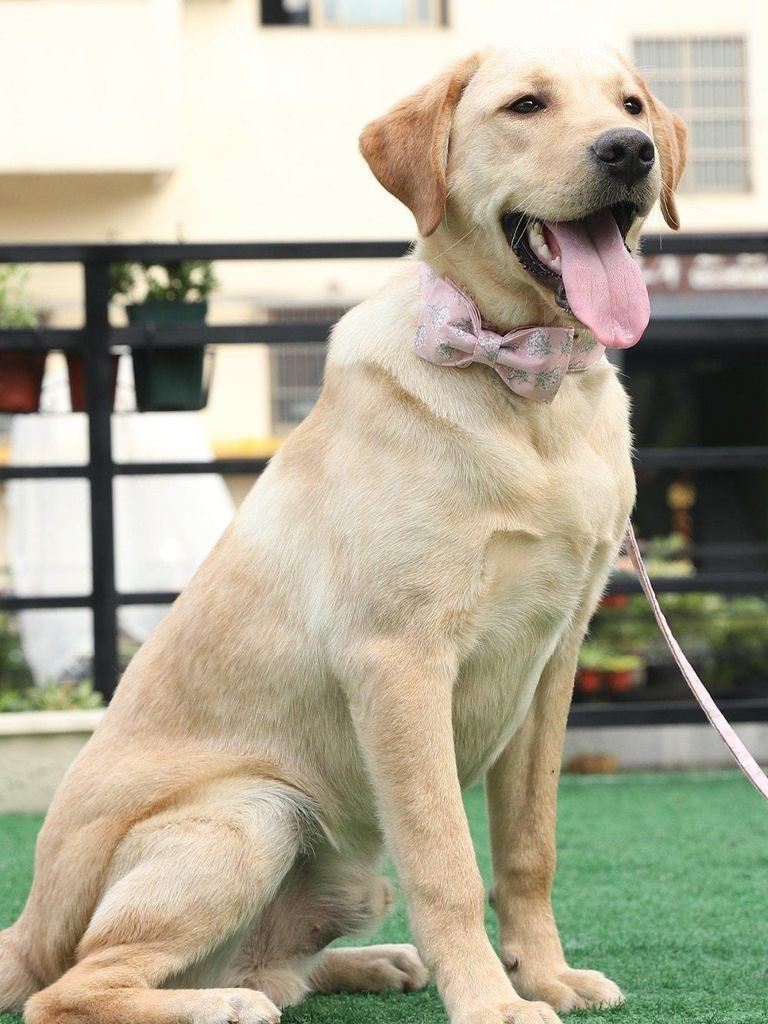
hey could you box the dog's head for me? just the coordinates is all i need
[360,46,687,349]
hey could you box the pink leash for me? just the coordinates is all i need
[625,524,768,801]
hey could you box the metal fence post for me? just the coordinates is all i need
[83,258,119,699]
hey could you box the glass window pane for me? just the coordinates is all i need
[634,39,683,70]
[692,39,714,69]
[692,78,743,109]
[646,79,685,108]
[692,37,744,68]
[0,609,96,695]
[324,0,409,23]
[4,472,91,597]
[416,0,432,22]
[691,119,746,149]
[694,159,747,190]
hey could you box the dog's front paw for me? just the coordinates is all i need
[457,998,563,1024]
[505,961,624,1014]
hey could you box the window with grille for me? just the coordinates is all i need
[261,0,445,27]
[633,37,750,192]
[267,306,341,434]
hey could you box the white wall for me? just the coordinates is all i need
[0,0,181,174]
[4,0,766,242]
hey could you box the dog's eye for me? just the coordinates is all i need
[508,96,545,115]
[623,97,643,115]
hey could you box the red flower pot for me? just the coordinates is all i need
[0,353,46,412]
[66,354,120,412]
[577,669,602,694]
[607,670,635,693]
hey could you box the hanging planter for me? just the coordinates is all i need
[66,354,120,413]
[0,354,46,413]
[127,302,212,412]
[111,261,218,413]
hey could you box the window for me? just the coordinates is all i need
[267,305,342,434]
[633,37,750,192]
[270,342,327,434]
[261,0,444,27]
[262,0,309,24]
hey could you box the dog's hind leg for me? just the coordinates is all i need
[308,944,429,995]
[228,859,428,1008]
[24,781,311,1024]
[302,873,428,997]
[0,926,39,1014]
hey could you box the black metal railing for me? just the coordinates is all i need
[0,235,767,726]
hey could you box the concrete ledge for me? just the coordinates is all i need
[564,721,768,771]
[0,712,765,814]
[0,710,105,814]
[0,709,105,737]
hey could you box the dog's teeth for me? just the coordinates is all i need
[521,219,561,275]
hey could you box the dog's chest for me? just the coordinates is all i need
[451,445,629,786]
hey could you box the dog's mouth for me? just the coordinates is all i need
[501,202,650,349]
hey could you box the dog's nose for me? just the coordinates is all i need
[590,129,655,185]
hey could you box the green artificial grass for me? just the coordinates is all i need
[1,772,766,1024]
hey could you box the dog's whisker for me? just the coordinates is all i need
[432,224,479,261]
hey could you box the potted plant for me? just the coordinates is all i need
[110,260,218,411]
[0,265,45,413]
[576,643,609,697]
[602,654,646,694]
[576,644,646,698]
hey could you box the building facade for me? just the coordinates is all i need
[0,0,766,450]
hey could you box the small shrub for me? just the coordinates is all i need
[0,265,38,328]
[0,679,103,713]
[110,261,219,305]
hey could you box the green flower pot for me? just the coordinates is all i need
[127,302,212,412]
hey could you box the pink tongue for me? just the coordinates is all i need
[544,210,649,349]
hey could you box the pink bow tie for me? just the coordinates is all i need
[415,264,604,403]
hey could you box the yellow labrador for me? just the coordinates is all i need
[0,45,685,1024]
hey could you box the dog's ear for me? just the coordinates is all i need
[647,93,688,230]
[359,53,481,237]
[637,76,688,230]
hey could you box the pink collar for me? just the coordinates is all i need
[415,264,604,402]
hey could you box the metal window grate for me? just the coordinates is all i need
[633,36,750,193]
[266,306,342,434]
[0,235,766,729]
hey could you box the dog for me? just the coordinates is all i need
[0,44,685,1024]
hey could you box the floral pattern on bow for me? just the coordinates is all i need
[415,264,604,403]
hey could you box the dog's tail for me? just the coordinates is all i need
[0,925,39,1013]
